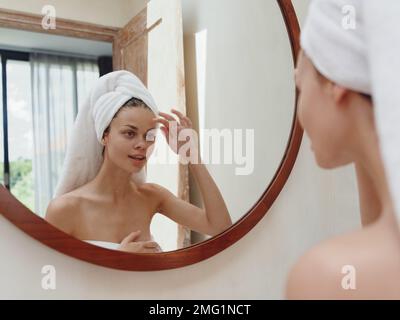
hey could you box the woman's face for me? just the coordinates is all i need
[295,49,355,169]
[103,107,157,173]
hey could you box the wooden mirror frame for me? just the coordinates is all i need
[0,0,302,271]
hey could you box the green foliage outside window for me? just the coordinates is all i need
[0,158,35,212]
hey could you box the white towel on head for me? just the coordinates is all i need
[301,0,369,95]
[53,70,159,198]
[301,0,400,221]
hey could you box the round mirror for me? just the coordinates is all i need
[0,0,302,270]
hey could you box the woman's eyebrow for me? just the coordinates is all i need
[124,125,156,132]
[124,125,138,130]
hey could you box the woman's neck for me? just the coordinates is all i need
[91,157,137,203]
[348,94,398,227]
[354,122,397,228]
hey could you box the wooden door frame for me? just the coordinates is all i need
[0,0,303,271]
[0,8,119,42]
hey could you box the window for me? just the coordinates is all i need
[0,49,100,215]
[7,59,34,210]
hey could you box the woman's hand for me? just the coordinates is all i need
[117,230,162,253]
[153,108,198,160]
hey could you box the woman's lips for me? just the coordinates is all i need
[128,155,146,166]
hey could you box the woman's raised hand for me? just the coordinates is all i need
[153,108,197,157]
[117,230,162,253]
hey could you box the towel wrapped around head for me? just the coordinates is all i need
[301,0,400,220]
[301,0,369,95]
[53,70,159,198]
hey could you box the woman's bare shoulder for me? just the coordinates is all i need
[285,226,400,299]
[285,237,348,299]
[45,193,82,235]
[138,182,168,193]
[138,183,173,200]
[139,182,174,203]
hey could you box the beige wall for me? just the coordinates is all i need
[0,0,361,299]
[0,0,147,27]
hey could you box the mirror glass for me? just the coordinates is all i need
[0,0,295,253]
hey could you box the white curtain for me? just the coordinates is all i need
[30,53,99,217]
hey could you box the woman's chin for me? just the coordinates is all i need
[130,164,143,171]
[313,151,332,169]
[314,153,342,169]
[128,160,146,171]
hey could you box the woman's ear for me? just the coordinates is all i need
[331,84,348,105]
[101,136,108,147]
[102,130,110,145]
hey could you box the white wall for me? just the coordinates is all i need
[0,0,361,299]
[182,0,295,226]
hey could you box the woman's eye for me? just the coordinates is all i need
[125,131,136,137]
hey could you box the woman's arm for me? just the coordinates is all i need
[146,181,231,237]
[152,109,232,236]
[187,154,233,233]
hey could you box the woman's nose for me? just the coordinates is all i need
[135,143,145,150]
[134,137,146,149]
